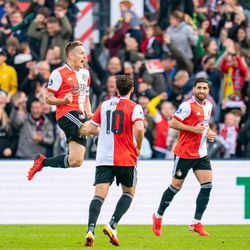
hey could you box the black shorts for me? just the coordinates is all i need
[94,165,138,187]
[172,155,212,180]
[57,110,88,147]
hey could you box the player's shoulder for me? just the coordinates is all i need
[51,65,68,78]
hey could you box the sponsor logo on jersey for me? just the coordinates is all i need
[67,77,72,81]
[176,108,182,114]
[48,79,53,86]
[197,112,201,115]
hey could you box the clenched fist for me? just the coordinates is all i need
[64,93,73,104]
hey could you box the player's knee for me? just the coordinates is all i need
[172,183,183,190]
[68,158,83,167]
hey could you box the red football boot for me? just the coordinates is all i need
[152,213,162,236]
[27,154,45,181]
[189,223,209,236]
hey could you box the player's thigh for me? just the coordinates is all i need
[172,155,193,181]
[194,170,213,184]
[95,183,110,199]
[193,156,212,184]
[115,167,137,190]
[68,141,86,163]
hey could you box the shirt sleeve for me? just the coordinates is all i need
[91,103,102,126]
[47,70,62,93]
[173,101,191,122]
[132,104,144,123]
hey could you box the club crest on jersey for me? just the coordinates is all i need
[82,75,87,81]
[176,108,182,114]
[79,113,85,120]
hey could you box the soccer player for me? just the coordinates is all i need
[80,75,144,247]
[27,41,91,180]
[152,78,216,236]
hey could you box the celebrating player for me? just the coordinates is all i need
[152,78,216,236]
[80,75,144,247]
[27,41,91,180]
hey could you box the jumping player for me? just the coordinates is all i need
[27,41,91,180]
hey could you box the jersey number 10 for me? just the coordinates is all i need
[106,110,124,134]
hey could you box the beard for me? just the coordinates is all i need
[195,93,207,102]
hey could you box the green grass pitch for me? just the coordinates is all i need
[0,225,250,250]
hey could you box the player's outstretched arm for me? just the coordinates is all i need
[45,90,72,105]
[133,120,145,155]
[170,117,204,134]
[79,121,99,136]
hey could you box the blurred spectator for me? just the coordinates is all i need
[104,11,131,57]
[147,92,176,158]
[45,45,63,72]
[166,11,198,61]
[12,98,54,159]
[119,0,143,44]
[141,25,162,59]
[6,37,20,66]
[207,122,231,159]
[237,116,250,157]
[168,70,190,108]
[0,47,18,98]
[0,90,14,158]
[200,55,221,103]
[0,0,4,20]
[20,61,47,108]
[98,75,117,102]
[219,111,240,157]
[236,26,250,64]
[158,0,194,29]
[220,50,248,110]
[118,36,144,64]
[14,42,33,85]
[28,15,72,61]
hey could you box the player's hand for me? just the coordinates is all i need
[207,130,216,142]
[191,123,205,134]
[63,93,73,104]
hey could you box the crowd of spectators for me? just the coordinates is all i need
[0,0,250,160]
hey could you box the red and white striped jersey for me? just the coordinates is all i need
[91,96,144,166]
[47,64,90,120]
[173,96,213,159]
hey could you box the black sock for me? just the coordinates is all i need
[87,196,104,233]
[157,185,179,216]
[194,182,212,220]
[42,155,69,168]
[109,192,133,229]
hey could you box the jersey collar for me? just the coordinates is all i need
[192,96,206,106]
